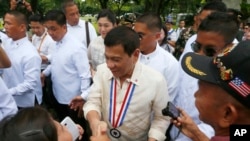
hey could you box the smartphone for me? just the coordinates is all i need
[60,116,79,141]
[162,101,180,119]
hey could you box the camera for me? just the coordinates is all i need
[16,0,24,5]
[162,101,180,119]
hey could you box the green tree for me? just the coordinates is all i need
[241,0,250,20]
[109,0,140,16]
[98,0,109,9]
[143,0,170,14]
[0,1,9,18]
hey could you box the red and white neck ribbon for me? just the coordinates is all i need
[109,78,136,128]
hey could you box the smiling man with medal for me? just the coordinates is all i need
[83,26,170,141]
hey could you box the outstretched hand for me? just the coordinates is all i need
[90,121,110,141]
[69,96,85,118]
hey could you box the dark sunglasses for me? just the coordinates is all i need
[191,42,217,57]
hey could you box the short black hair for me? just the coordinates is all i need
[97,9,116,25]
[61,0,77,13]
[135,13,162,32]
[44,10,66,26]
[5,10,28,26]
[29,14,44,23]
[198,12,238,44]
[104,26,140,56]
[201,1,227,13]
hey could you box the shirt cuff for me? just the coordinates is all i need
[80,91,89,101]
[46,54,51,62]
[148,128,166,141]
[42,68,50,76]
[9,88,16,96]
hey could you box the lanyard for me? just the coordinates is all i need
[109,78,135,128]
[37,33,47,53]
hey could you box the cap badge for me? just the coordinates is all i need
[185,56,206,76]
[221,69,233,80]
[214,57,233,80]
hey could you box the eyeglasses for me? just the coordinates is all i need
[191,42,217,57]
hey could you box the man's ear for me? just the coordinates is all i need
[133,49,140,58]
[20,23,27,33]
[219,104,238,128]
[62,24,67,30]
[155,32,161,40]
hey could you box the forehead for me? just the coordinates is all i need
[196,31,226,47]
[198,80,226,97]
[97,17,112,24]
[45,20,60,27]
[65,5,78,13]
[105,44,126,56]
[133,22,150,33]
[165,23,172,26]
[198,81,217,95]
[30,21,43,26]
[4,14,16,22]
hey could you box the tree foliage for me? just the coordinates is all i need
[98,0,109,9]
[1,0,249,22]
[241,0,250,20]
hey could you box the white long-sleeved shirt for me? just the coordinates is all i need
[139,45,180,102]
[0,31,8,43]
[32,30,56,70]
[84,62,170,141]
[43,32,91,104]
[0,77,18,121]
[67,19,97,50]
[87,36,105,71]
[171,34,213,141]
[167,28,177,53]
[1,37,42,107]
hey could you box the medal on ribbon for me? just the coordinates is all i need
[109,78,136,138]
[110,128,121,138]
